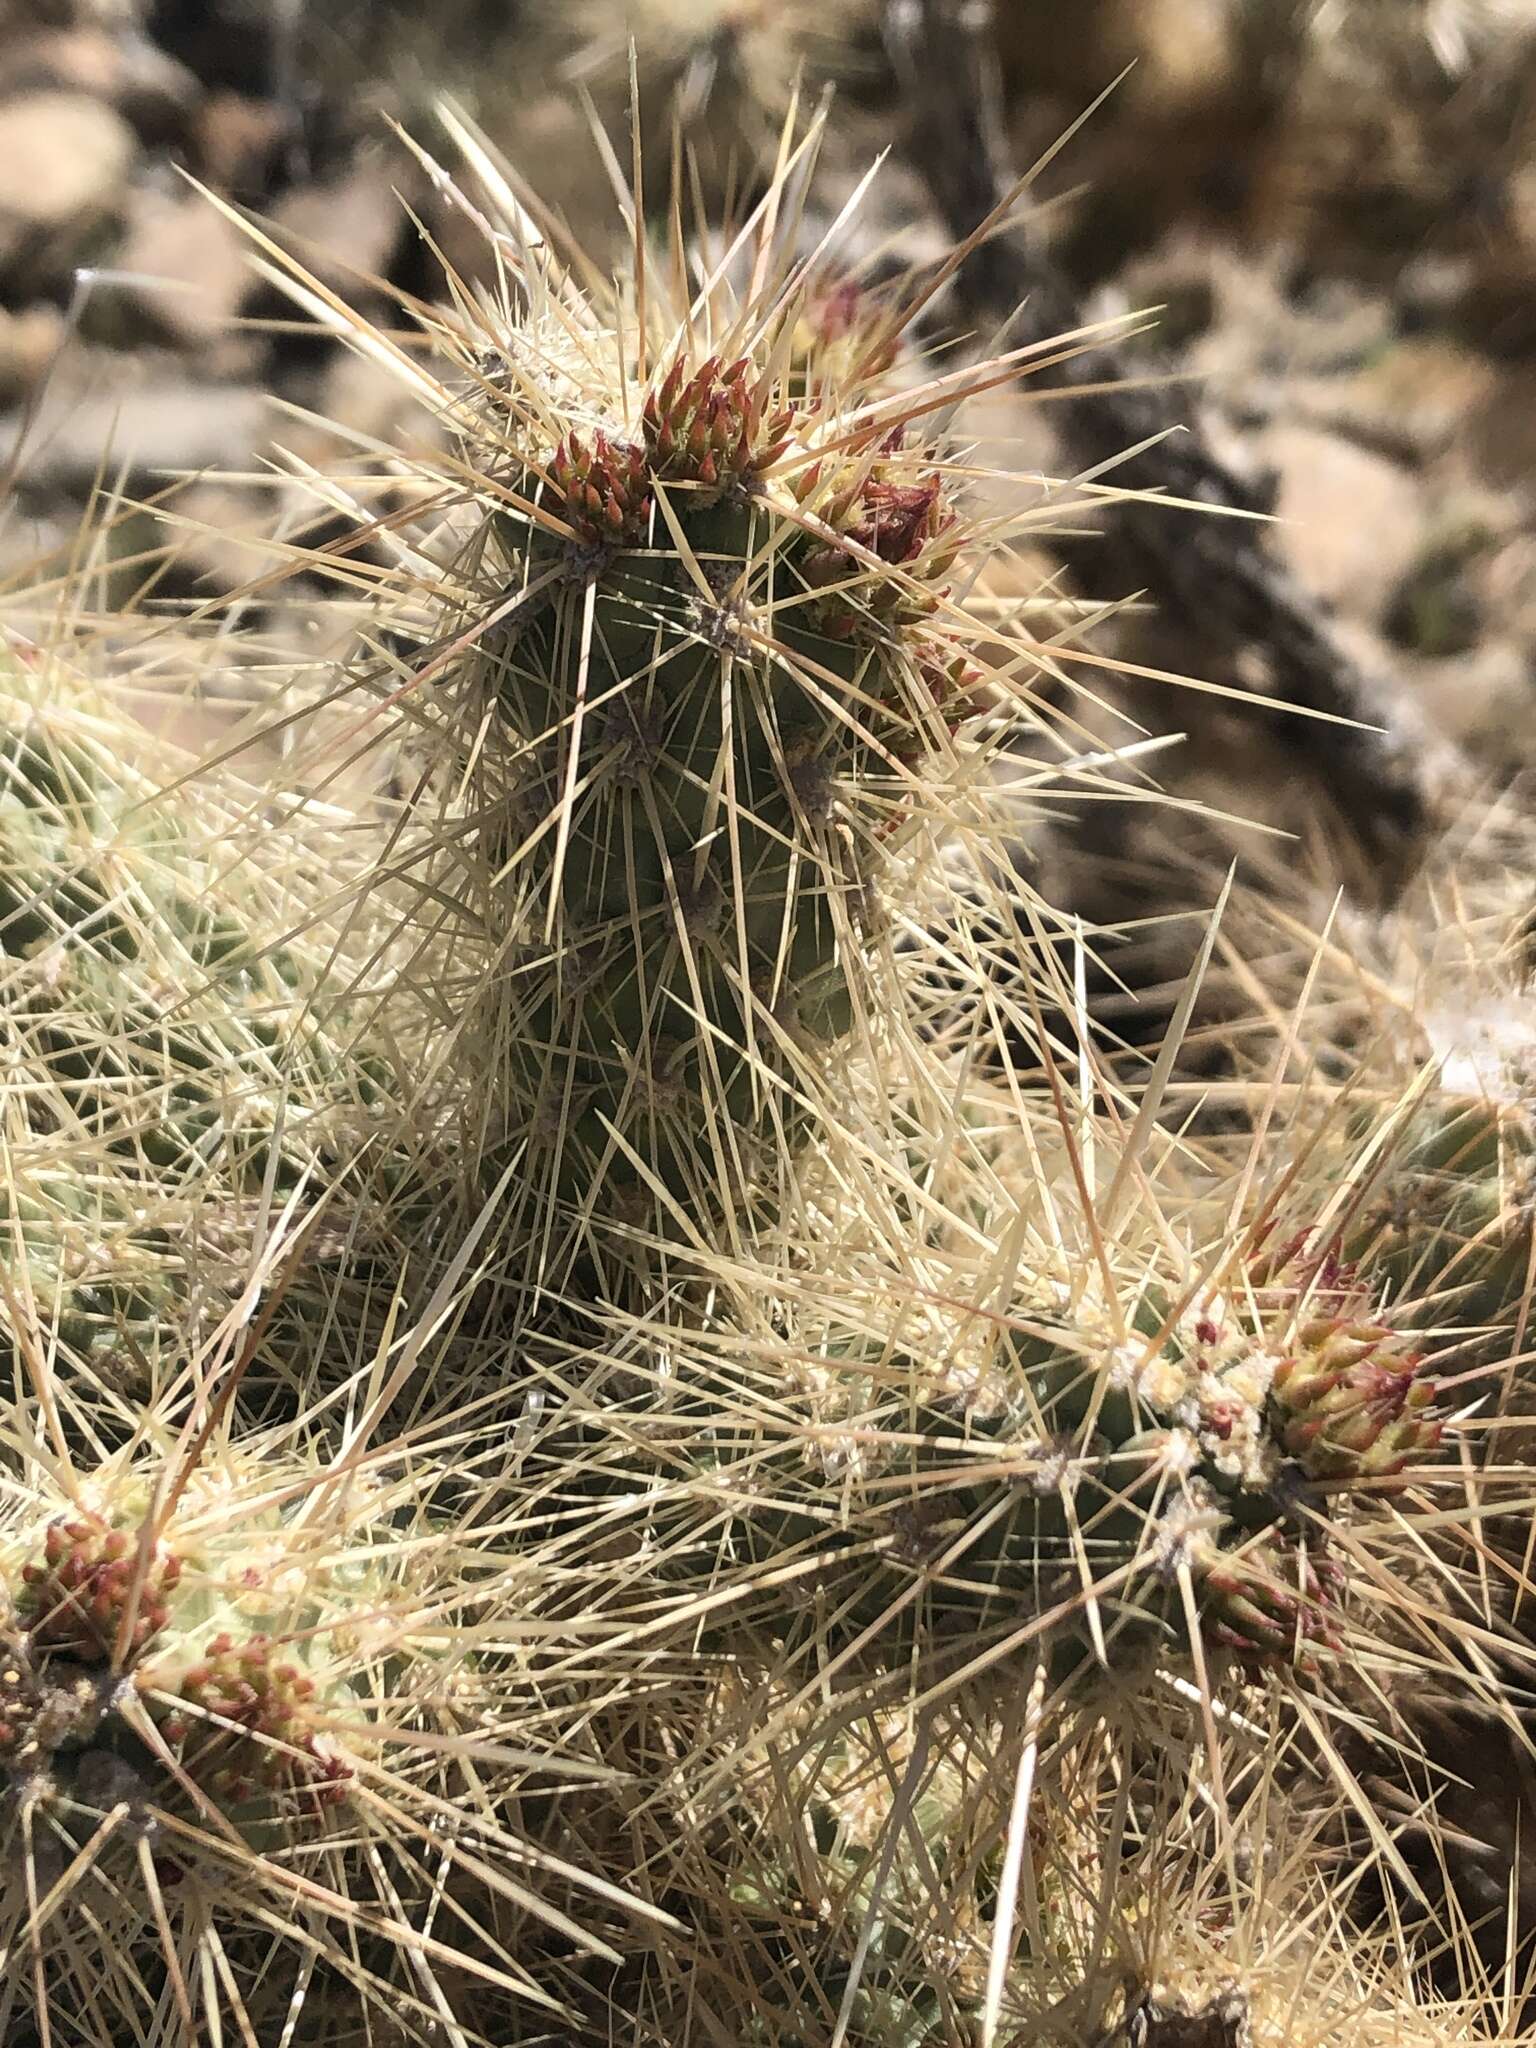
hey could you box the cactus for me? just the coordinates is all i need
[1188,812,1536,1350]
[1344,1091,1536,1336]
[252,130,1007,1302]
[698,1241,1440,1690]
[0,1392,657,2043]
[19,104,1524,2048]
[481,398,964,1278]
[0,634,430,1407]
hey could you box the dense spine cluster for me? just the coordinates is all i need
[698,1244,1443,1690]
[0,639,425,1409]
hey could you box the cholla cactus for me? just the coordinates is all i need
[0,1354,660,2043]
[246,117,1008,1301]
[44,97,1521,2048]
[711,1241,1440,1688]
[233,101,1465,1738]
[0,632,429,1405]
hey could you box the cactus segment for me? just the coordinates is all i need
[1347,1095,1536,1332]
[411,260,987,1281]
[681,1257,1441,1686]
[0,642,412,1396]
[0,1422,638,2040]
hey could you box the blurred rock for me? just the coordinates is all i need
[1384,516,1500,659]
[1322,336,1498,467]
[109,180,256,356]
[995,0,1240,113]
[1407,638,1536,758]
[2,349,267,489]
[192,88,295,195]
[1257,421,1425,622]
[0,24,197,141]
[0,90,135,291]
[3,1,142,25]
[0,303,64,401]
[1468,367,1536,491]
[264,144,406,300]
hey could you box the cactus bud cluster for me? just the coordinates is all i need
[18,1511,181,1662]
[0,1410,636,2039]
[159,1630,353,1815]
[1202,1538,1343,1673]
[643,351,796,485]
[1270,1313,1441,1480]
[550,428,653,544]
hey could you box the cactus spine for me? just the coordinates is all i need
[0,635,422,1406]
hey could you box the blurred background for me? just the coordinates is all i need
[6,0,1536,868]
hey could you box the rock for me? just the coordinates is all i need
[0,91,136,291]
[3,2,140,26]
[109,181,257,356]
[0,304,64,402]
[1384,511,1507,660]
[2,349,268,490]
[1256,421,1426,624]
[1469,368,1536,491]
[0,26,198,142]
[192,88,296,196]
[1410,639,1536,760]
[264,147,405,296]
[1324,336,1497,466]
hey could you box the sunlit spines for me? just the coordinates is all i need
[335,128,1038,1292]
[0,1324,664,2045]
[0,632,435,1412]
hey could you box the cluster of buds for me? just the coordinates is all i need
[643,354,795,488]
[1269,1316,1442,1482]
[796,432,960,640]
[1241,1231,1444,1482]
[1201,1540,1344,1674]
[158,1631,352,1816]
[1248,1230,1362,1310]
[548,429,652,547]
[791,278,898,390]
[18,1512,181,1664]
